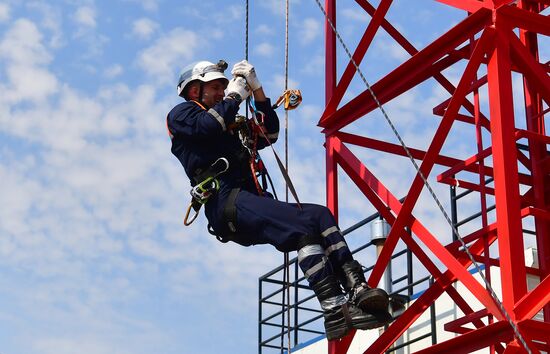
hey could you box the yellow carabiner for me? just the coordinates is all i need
[183,202,200,226]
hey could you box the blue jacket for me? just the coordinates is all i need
[167,97,280,231]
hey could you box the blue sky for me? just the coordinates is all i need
[3,1,545,354]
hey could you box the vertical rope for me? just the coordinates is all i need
[283,0,292,352]
[245,0,249,60]
[246,0,292,351]
[245,0,249,122]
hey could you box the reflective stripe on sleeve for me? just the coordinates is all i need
[208,108,226,131]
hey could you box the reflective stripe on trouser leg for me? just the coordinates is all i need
[298,244,334,286]
[320,224,353,268]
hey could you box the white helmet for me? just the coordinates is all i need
[177,60,229,98]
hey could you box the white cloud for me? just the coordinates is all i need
[260,0,302,16]
[27,2,65,48]
[103,64,124,78]
[67,5,109,57]
[0,19,58,103]
[136,28,199,84]
[220,4,242,21]
[4,64,59,103]
[299,17,320,44]
[0,18,51,66]
[375,38,409,62]
[131,17,158,40]
[255,24,274,36]
[301,52,324,76]
[272,73,299,94]
[73,6,97,29]
[253,41,276,57]
[123,0,160,12]
[0,2,10,22]
[341,7,369,22]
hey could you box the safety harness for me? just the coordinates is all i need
[181,100,271,231]
[178,95,302,243]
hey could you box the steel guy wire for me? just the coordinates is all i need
[311,0,531,352]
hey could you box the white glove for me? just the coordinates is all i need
[231,60,262,91]
[225,76,250,102]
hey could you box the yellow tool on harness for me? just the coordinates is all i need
[183,158,229,226]
[273,89,302,110]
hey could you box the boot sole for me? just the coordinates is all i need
[352,310,393,331]
[325,311,352,341]
[325,308,393,340]
[325,325,351,341]
[356,288,389,313]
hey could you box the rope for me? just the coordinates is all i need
[243,1,301,351]
[283,0,292,352]
[311,0,532,352]
[244,0,292,352]
[245,0,249,60]
[245,0,250,123]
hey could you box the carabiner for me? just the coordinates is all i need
[184,202,200,226]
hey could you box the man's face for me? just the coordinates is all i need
[201,79,227,108]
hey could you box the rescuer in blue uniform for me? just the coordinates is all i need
[167,59,392,340]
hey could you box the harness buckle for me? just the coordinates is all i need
[190,177,220,204]
[184,158,229,226]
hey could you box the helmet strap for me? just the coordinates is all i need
[198,82,207,108]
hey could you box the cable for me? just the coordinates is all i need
[283,0,292,353]
[311,0,532,352]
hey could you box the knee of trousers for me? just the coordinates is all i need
[296,234,323,250]
[311,204,337,225]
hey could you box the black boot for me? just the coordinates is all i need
[312,274,387,341]
[341,260,390,314]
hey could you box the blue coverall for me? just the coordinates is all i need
[167,97,354,286]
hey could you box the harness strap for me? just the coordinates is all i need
[223,187,240,233]
[193,157,229,185]
[205,187,240,244]
[247,105,301,207]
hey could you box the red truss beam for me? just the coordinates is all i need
[322,0,550,353]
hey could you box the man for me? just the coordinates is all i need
[166,59,392,340]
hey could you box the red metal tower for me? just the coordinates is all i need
[321,0,550,353]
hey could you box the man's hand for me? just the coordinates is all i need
[225,76,250,103]
[231,60,262,91]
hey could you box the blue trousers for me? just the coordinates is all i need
[216,189,354,286]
